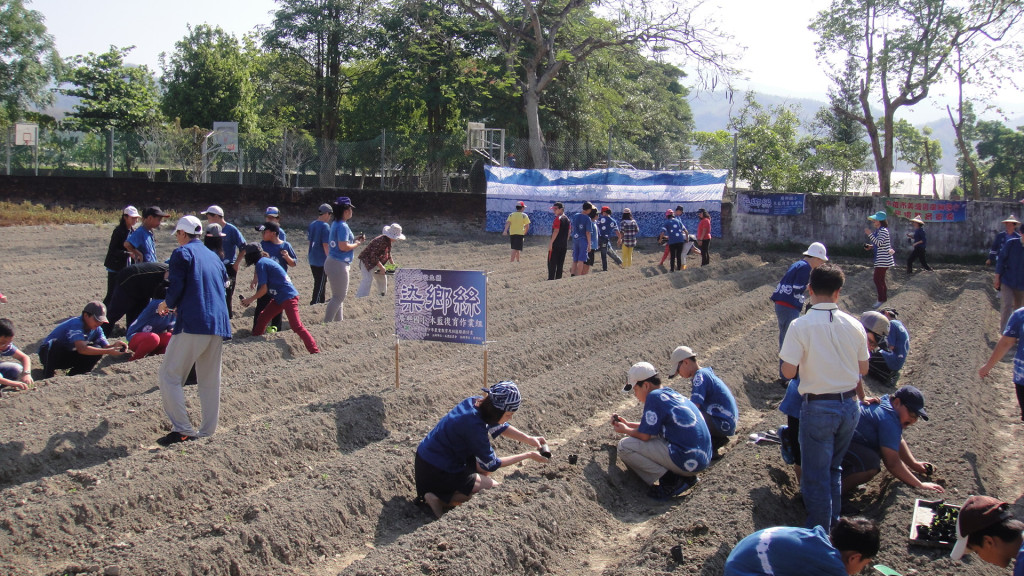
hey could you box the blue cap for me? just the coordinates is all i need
[894,386,928,421]
[265,206,280,217]
[868,210,887,221]
[335,196,355,208]
[482,381,521,412]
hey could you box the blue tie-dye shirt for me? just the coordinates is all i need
[638,387,712,473]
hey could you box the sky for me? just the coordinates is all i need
[27,0,1024,124]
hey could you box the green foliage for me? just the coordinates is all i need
[729,93,825,192]
[976,121,1024,197]
[60,46,161,133]
[692,130,733,169]
[160,25,257,132]
[0,0,61,126]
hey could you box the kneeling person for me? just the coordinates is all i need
[724,517,880,576]
[670,345,738,449]
[612,361,712,500]
[841,385,943,495]
[39,301,128,379]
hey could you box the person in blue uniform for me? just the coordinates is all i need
[866,308,909,386]
[770,242,829,382]
[324,197,365,322]
[264,206,286,241]
[124,206,168,263]
[950,495,1024,572]
[669,346,738,451]
[987,216,1020,266]
[570,202,594,276]
[39,301,128,379]
[155,216,231,447]
[252,222,297,333]
[415,381,548,518]
[612,361,712,500]
[239,244,319,354]
[201,205,246,316]
[597,206,623,271]
[659,209,686,272]
[905,216,932,273]
[306,203,333,304]
[724,517,880,576]
[980,305,1024,422]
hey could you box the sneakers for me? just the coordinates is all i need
[156,431,195,447]
[648,472,699,500]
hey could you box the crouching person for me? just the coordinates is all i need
[724,517,880,576]
[612,361,711,500]
[669,345,738,451]
[950,495,1024,570]
[239,244,319,354]
[39,301,128,379]
[414,381,548,518]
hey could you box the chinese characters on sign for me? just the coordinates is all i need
[395,269,487,345]
[737,193,806,216]
[885,200,966,223]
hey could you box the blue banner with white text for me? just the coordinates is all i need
[737,193,806,216]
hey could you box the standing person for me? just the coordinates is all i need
[307,203,333,305]
[611,362,712,500]
[155,215,231,446]
[415,381,548,518]
[780,263,870,530]
[264,206,286,241]
[240,244,319,354]
[996,230,1024,331]
[583,208,599,275]
[324,197,364,323]
[659,209,686,272]
[103,206,140,306]
[905,216,932,273]
[502,201,530,262]
[864,211,894,309]
[356,223,405,298]
[697,208,712,266]
[547,202,570,280]
[724,517,880,576]
[979,303,1024,422]
[253,222,296,333]
[657,206,688,266]
[867,308,909,386]
[570,202,594,276]
[38,302,128,379]
[597,206,623,270]
[619,208,638,268]
[771,243,829,353]
[124,206,168,263]
[949,495,1024,569]
[200,205,246,316]
[987,216,1020,266]
[203,223,226,260]
[669,346,738,450]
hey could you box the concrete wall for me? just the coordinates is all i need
[730,194,1021,258]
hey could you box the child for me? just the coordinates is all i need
[0,319,33,390]
[264,206,286,241]
[126,297,176,361]
[240,244,319,354]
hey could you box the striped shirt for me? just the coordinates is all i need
[868,226,894,268]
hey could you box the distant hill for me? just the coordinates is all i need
[688,90,1024,174]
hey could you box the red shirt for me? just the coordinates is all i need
[697,216,711,240]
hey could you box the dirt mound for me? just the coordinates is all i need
[0,224,1019,576]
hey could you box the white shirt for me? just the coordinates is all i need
[779,303,869,395]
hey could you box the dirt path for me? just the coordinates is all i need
[0,223,1018,576]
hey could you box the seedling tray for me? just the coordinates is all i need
[908,499,959,549]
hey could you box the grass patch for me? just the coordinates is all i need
[0,201,120,227]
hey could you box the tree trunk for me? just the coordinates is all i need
[523,68,548,169]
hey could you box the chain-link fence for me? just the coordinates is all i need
[3,125,698,192]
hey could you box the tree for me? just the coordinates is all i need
[814,56,869,193]
[811,0,1024,196]
[59,46,162,172]
[160,25,257,132]
[692,130,732,169]
[893,120,942,197]
[0,0,61,127]
[976,121,1024,197]
[453,0,733,169]
[265,0,375,187]
[730,93,805,192]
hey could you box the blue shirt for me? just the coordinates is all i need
[771,259,812,309]
[126,226,157,263]
[307,220,330,267]
[165,239,232,338]
[851,395,903,453]
[690,367,738,436]
[416,396,511,474]
[660,218,685,244]
[44,317,109,351]
[126,299,175,340]
[261,240,297,269]
[328,220,355,263]
[571,212,592,241]
[879,319,909,371]
[778,378,802,419]
[724,525,846,576]
[911,227,926,249]
[998,235,1024,290]
[254,258,299,304]
[1003,308,1024,386]
[0,342,19,357]
[221,223,246,266]
[991,230,1018,262]
[598,215,618,240]
[638,387,712,473]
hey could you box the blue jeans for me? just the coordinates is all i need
[799,396,860,530]
[775,303,801,351]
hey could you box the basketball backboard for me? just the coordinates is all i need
[212,121,239,152]
[14,123,37,147]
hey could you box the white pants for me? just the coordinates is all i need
[356,262,387,298]
[158,333,223,437]
[617,436,690,485]
[324,257,350,322]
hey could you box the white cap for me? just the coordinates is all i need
[173,215,204,236]
[384,223,406,240]
[669,346,696,376]
[626,362,658,389]
[803,242,828,261]
[200,205,224,217]
[123,205,140,218]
